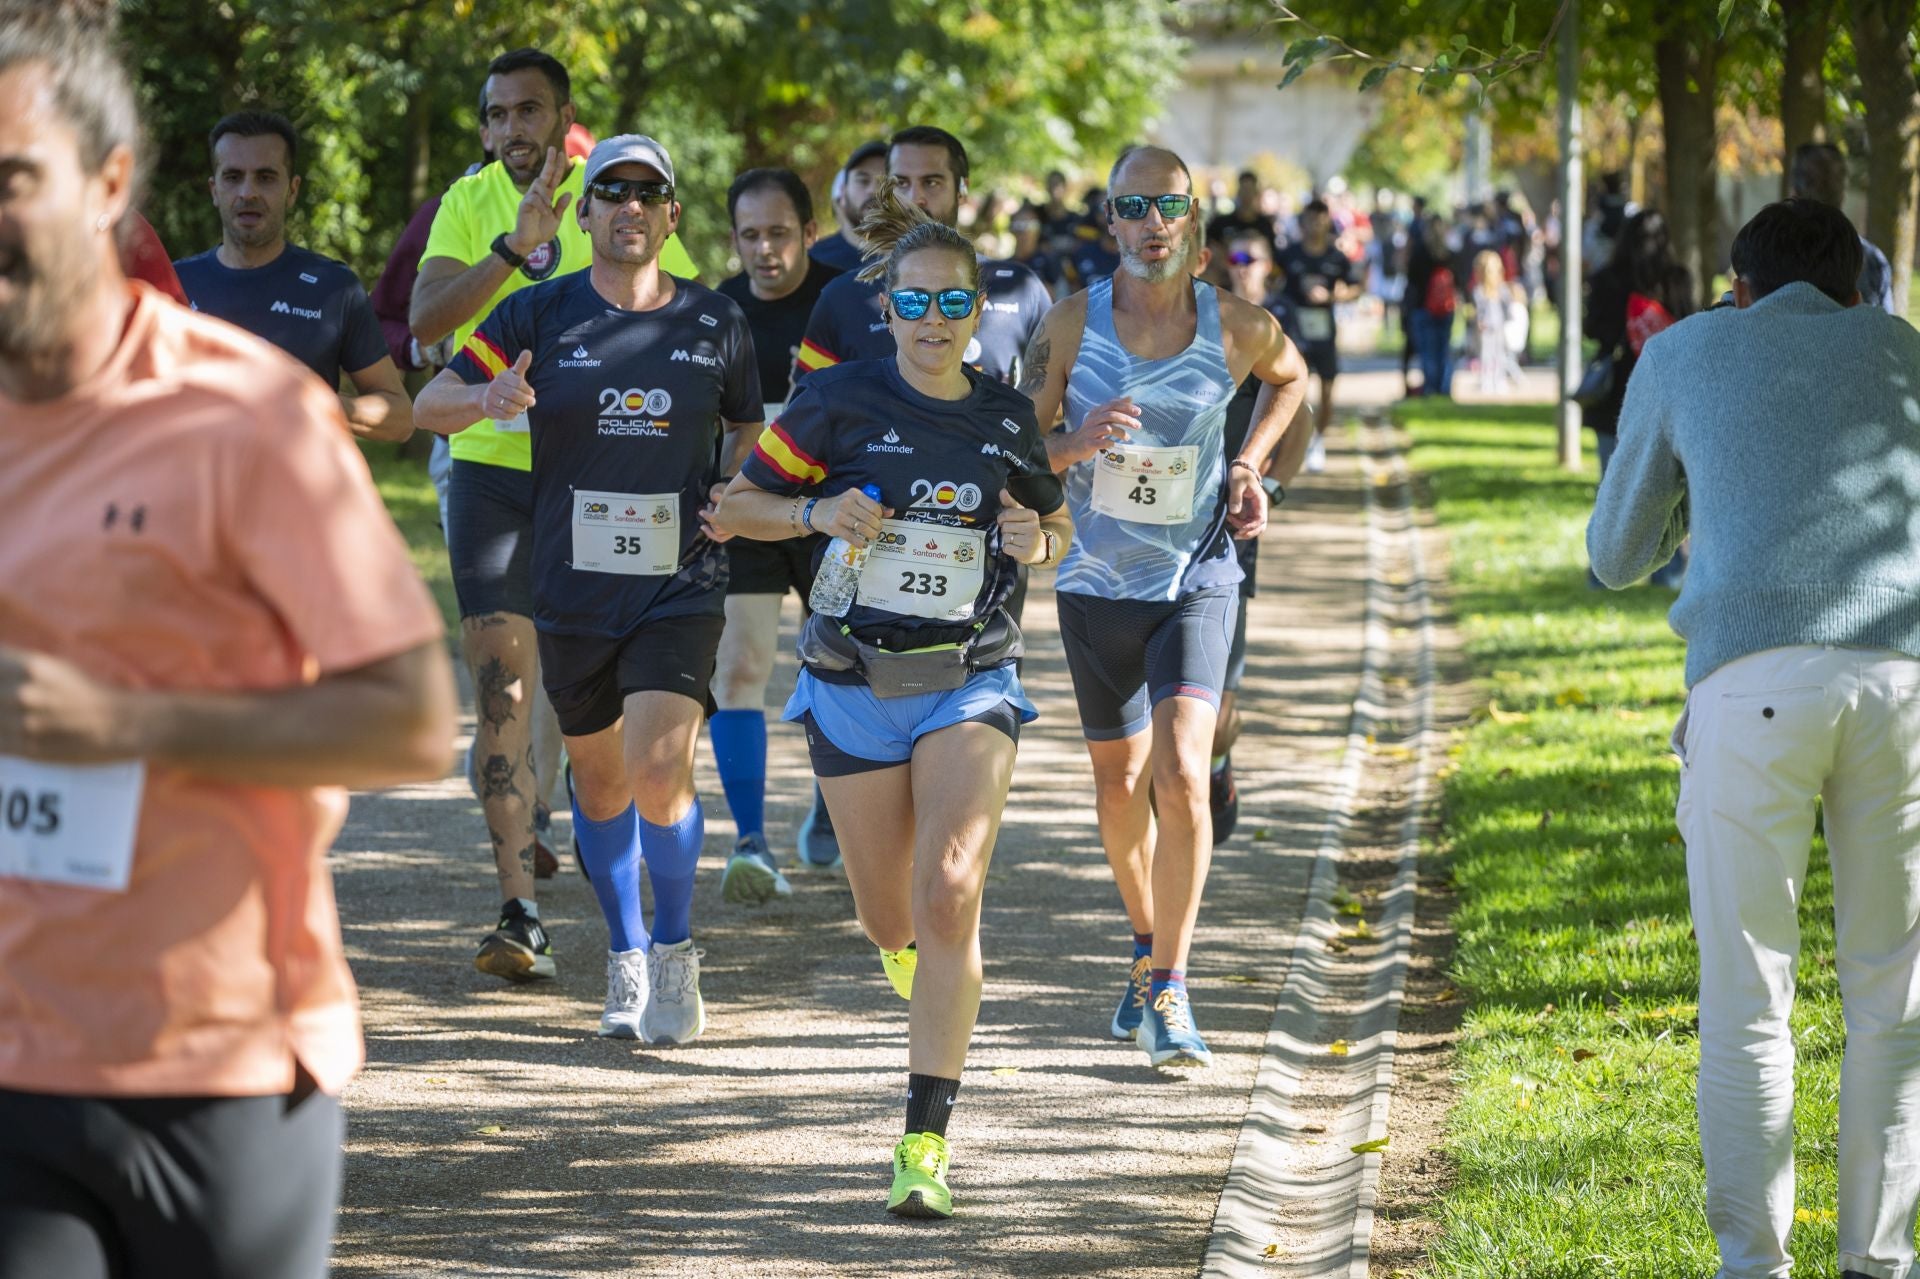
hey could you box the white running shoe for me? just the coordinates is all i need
[1305,434,1328,474]
[599,947,648,1039]
[641,939,707,1045]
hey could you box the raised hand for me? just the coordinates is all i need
[484,350,536,421]
[507,147,574,257]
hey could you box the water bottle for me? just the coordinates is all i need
[808,483,884,618]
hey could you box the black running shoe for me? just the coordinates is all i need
[475,900,557,982]
[1210,756,1240,846]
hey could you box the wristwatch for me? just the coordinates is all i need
[491,233,526,269]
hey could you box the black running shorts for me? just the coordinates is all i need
[0,1083,342,1279]
[1056,586,1239,741]
[537,612,727,737]
[1224,592,1251,694]
[446,459,534,619]
[726,533,821,598]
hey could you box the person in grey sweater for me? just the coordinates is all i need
[1589,197,1920,1279]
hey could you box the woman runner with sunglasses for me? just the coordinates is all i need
[717,191,1071,1219]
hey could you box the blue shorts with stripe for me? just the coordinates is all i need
[782,665,1036,772]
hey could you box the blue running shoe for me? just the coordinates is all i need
[1111,954,1151,1040]
[796,784,841,869]
[1139,987,1213,1068]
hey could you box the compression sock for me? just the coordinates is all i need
[572,800,646,951]
[905,1073,961,1138]
[1149,969,1188,1003]
[641,798,705,946]
[708,709,768,841]
[1132,932,1153,962]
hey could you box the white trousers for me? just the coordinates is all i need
[1678,646,1920,1279]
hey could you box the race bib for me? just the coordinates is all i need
[1298,307,1334,342]
[572,489,681,576]
[1091,443,1199,525]
[858,520,987,621]
[492,411,530,434]
[0,756,144,892]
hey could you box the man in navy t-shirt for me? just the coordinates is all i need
[416,134,763,1048]
[1274,198,1362,474]
[174,111,411,442]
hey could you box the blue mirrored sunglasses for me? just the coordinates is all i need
[1111,193,1194,221]
[888,288,980,321]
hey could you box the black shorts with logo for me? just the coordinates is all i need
[537,611,726,736]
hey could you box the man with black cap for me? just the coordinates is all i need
[810,140,888,274]
[416,134,763,1048]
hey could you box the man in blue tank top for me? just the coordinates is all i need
[1022,145,1311,1069]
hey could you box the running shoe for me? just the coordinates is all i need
[1111,953,1151,1039]
[641,939,706,1045]
[1305,433,1328,474]
[886,1132,953,1219]
[796,784,842,869]
[599,947,648,1039]
[721,832,792,905]
[1139,987,1213,1068]
[880,944,917,1001]
[1209,755,1241,846]
[474,900,556,983]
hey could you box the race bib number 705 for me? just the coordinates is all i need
[0,756,145,891]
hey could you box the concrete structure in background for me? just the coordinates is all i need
[1151,38,1381,186]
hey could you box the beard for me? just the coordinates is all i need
[223,207,283,249]
[0,221,102,360]
[1120,233,1195,283]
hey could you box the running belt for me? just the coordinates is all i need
[1057,275,1240,601]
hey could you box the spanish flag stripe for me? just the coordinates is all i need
[796,338,838,371]
[753,423,826,486]
[464,330,509,378]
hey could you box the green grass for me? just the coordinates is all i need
[361,442,456,629]
[1405,403,1850,1276]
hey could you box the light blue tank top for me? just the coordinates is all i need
[1056,276,1241,601]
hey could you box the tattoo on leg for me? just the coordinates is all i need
[1017,330,1051,399]
[475,657,518,733]
[516,842,537,878]
[480,753,525,802]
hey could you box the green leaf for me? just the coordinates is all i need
[1351,1137,1390,1154]
[1450,34,1469,52]
[1716,0,1736,32]
[1278,59,1310,91]
[1359,64,1393,92]
[1503,2,1517,47]
[1433,51,1451,71]
[1282,36,1318,65]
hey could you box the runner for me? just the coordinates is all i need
[716,191,1071,1217]
[1022,145,1307,1067]
[1276,198,1362,474]
[417,135,761,1044]
[710,166,840,902]
[175,111,412,443]
[0,8,455,1275]
[809,140,887,274]
[409,48,698,981]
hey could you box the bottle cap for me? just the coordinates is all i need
[860,483,883,501]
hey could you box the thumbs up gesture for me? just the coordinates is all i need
[996,487,1044,564]
[485,349,537,421]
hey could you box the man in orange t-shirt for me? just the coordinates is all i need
[0,9,455,1277]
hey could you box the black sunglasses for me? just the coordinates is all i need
[588,178,674,207]
[888,288,980,321]
[1111,193,1194,221]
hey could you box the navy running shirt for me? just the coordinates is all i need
[717,258,839,410]
[448,271,763,636]
[740,358,1063,644]
[793,258,1051,389]
[809,231,866,274]
[1276,243,1358,347]
[174,244,388,385]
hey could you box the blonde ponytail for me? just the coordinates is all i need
[855,188,980,290]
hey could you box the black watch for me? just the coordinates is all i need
[491,233,526,269]
[1261,476,1285,506]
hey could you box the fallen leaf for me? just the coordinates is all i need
[1222,974,1259,984]
[1434,985,1460,1002]
[1326,937,1350,954]
[1572,1048,1597,1062]
[1487,701,1529,725]
[991,1067,1020,1076]
[426,1077,447,1084]
[1262,1243,1280,1258]
[474,1124,503,1135]
[1338,899,1365,918]
[1351,1137,1390,1154]
[1301,1123,1327,1134]
[1253,828,1272,842]
[1328,1039,1350,1056]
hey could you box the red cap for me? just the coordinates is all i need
[565,123,596,160]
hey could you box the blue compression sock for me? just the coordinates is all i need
[1149,969,1187,1003]
[1133,932,1154,961]
[642,798,705,947]
[573,799,646,952]
[708,709,768,840]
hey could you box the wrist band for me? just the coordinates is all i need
[800,497,820,533]
[1229,458,1260,478]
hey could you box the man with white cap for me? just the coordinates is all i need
[417,134,764,1046]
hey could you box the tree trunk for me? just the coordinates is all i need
[1778,0,1834,195]
[1852,0,1920,314]
[1655,29,1723,308]
[404,89,432,212]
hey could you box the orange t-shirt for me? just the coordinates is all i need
[0,284,443,1098]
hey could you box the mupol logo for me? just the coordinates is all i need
[559,343,602,368]
[671,349,720,367]
[269,299,322,320]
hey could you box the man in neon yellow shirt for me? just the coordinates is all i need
[409,47,698,983]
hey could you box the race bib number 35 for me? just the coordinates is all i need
[0,756,144,892]
[1090,443,1200,525]
[858,521,987,621]
[572,489,681,576]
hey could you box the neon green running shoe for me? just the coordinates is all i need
[886,1131,953,1218]
[879,944,916,1001]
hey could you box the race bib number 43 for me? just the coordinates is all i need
[1090,443,1200,525]
[572,489,680,576]
[0,756,144,892]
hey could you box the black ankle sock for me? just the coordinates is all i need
[904,1073,960,1138]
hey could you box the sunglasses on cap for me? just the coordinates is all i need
[587,178,674,206]
[1110,193,1194,221]
[888,288,980,321]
